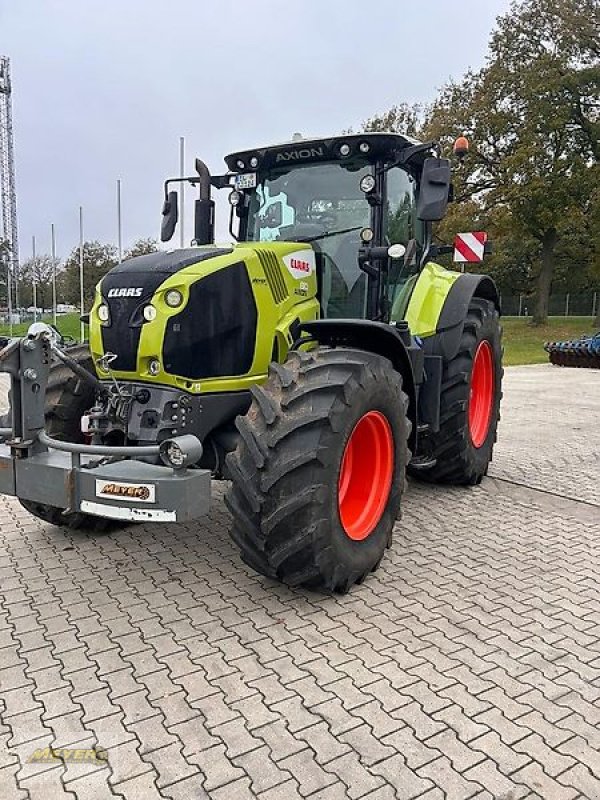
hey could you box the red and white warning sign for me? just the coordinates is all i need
[453,231,487,263]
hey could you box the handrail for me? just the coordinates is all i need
[38,431,160,457]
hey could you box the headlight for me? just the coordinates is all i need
[143,305,157,322]
[165,289,183,308]
[360,174,376,193]
[148,358,161,376]
[98,304,110,322]
[360,227,375,243]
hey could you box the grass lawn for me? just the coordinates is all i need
[1,312,596,367]
[0,312,82,341]
[502,316,596,366]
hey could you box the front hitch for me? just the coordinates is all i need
[0,331,210,523]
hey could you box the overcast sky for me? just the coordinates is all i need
[2,0,510,260]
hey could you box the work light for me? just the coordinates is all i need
[98,304,110,322]
[360,174,376,193]
[159,435,204,470]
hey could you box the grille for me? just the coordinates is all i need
[162,262,257,380]
[257,251,288,304]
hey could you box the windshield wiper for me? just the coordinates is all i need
[294,225,364,243]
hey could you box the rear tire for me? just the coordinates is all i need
[412,297,502,485]
[18,344,119,532]
[225,348,411,592]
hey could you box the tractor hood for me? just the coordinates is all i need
[91,246,240,374]
[88,242,319,394]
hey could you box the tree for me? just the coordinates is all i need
[362,0,599,324]
[19,255,60,310]
[363,103,426,139]
[124,238,159,260]
[426,0,599,324]
[62,241,117,308]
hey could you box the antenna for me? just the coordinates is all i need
[0,56,19,315]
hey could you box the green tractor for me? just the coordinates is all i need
[0,132,502,592]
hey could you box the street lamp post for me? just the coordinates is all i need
[79,206,84,343]
[179,136,185,249]
[117,179,123,263]
[32,235,37,323]
[51,223,57,327]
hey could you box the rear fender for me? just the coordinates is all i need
[422,272,500,362]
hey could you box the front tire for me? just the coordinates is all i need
[225,348,411,592]
[412,297,502,485]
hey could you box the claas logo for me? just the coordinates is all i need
[290,258,311,273]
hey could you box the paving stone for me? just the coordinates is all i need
[236,744,297,794]
[511,762,579,799]
[322,751,384,798]
[146,741,199,788]
[558,764,600,799]
[462,759,530,799]
[469,731,531,775]
[110,769,164,799]
[416,755,485,800]
[426,729,486,772]
[212,716,262,758]
[339,723,395,767]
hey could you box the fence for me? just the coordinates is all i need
[500,292,598,317]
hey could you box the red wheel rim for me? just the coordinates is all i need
[469,340,494,448]
[338,411,394,541]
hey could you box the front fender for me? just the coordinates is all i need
[300,319,418,451]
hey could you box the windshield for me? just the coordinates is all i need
[244,162,371,318]
[245,161,370,243]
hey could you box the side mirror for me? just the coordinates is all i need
[161,191,179,242]
[417,157,451,222]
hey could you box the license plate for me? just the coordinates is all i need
[234,172,257,189]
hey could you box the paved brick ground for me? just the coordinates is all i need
[0,364,599,799]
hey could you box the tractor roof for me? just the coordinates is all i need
[224,132,427,173]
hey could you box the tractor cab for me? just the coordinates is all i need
[161,133,451,325]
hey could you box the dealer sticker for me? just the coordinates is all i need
[95,480,156,504]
